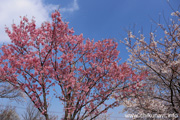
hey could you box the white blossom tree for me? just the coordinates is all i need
[120,11,180,120]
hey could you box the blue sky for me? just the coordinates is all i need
[0,0,180,119]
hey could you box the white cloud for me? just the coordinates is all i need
[61,0,79,12]
[0,0,79,43]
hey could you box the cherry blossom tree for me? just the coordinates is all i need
[0,10,146,120]
[121,10,180,119]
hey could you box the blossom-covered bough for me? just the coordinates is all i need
[0,10,146,120]
[122,11,180,119]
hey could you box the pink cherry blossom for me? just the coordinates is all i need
[0,10,146,120]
